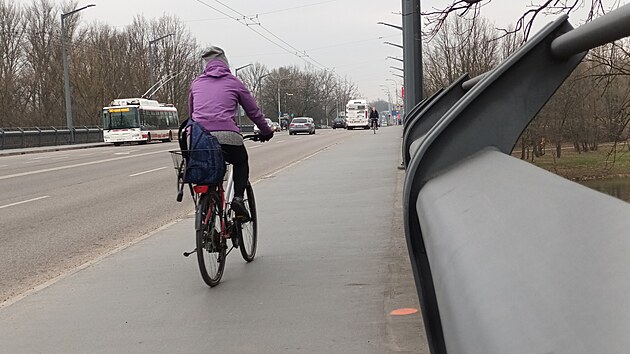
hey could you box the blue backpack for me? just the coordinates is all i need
[178,118,225,185]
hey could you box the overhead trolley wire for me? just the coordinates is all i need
[193,0,333,72]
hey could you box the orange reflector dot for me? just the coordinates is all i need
[390,308,418,316]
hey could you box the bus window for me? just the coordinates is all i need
[103,107,139,129]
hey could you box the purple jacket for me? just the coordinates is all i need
[188,60,273,135]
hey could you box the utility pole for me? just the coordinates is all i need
[235,63,253,127]
[277,77,288,126]
[61,4,95,144]
[402,0,423,120]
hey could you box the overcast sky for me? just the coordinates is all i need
[13,0,630,101]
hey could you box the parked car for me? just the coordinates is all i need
[254,118,274,134]
[332,118,346,129]
[289,117,316,135]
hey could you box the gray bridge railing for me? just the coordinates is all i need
[403,5,630,353]
[0,126,103,150]
[0,124,256,150]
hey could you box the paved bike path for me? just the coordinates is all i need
[0,126,425,353]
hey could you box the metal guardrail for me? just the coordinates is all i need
[403,4,630,353]
[0,124,256,150]
[0,126,103,150]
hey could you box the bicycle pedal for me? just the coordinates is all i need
[183,248,197,257]
[235,215,251,223]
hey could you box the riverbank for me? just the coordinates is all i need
[514,144,630,181]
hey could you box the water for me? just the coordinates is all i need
[581,177,630,203]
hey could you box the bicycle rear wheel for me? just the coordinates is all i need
[196,192,226,286]
[237,183,258,262]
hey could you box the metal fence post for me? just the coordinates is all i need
[18,127,24,148]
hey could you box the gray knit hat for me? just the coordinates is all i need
[201,46,229,67]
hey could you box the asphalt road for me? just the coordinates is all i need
[0,129,352,303]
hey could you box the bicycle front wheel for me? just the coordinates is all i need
[196,192,226,286]
[237,183,258,262]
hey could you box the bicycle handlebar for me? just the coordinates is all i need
[243,134,261,141]
[243,133,273,142]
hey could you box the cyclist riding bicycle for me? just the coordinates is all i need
[369,107,379,130]
[188,46,273,219]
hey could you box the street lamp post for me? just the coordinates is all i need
[256,72,271,103]
[148,33,175,88]
[383,41,403,49]
[387,56,403,63]
[402,0,423,117]
[284,93,293,123]
[276,77,289,126]
[377,21,402,31]
[235,63,253,127]
[386,78,402,115]
[390,66,404,72]
[61,3,95,144]
[380,84,392,117]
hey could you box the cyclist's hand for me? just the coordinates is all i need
[259,131,273,142]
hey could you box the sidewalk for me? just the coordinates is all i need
[0,126,425,353]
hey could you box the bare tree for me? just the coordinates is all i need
[239,62,269,103]
[0,0,27,126]
[423,0,608,40]
[23,0,65,126]
[424,15,500,94]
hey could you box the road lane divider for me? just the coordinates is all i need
[129,167,168,177]
[251,143,337,186]
[0,196,50,210]
[0,149,171,181]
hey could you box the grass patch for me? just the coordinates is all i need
[513,143,630,181]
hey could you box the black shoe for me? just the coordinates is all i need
[231,197,250,221]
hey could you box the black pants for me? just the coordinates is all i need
[220,144,249,198]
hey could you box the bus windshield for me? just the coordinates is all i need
[103,107,140,130]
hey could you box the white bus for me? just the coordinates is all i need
[102,98,179,146]
[345,99,370,130]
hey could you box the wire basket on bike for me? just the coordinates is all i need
[169,150,185,178]
[170,149,229,180]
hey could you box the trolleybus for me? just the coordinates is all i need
[102,98,179,146]
[345,99,370,130]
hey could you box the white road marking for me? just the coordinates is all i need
[0,165,7,168]
[249,145,262,149]
[0,196,50,210]
[0,149,171,181]
[251,145,334,186]
[129,166,167,177]
[275,140,285,144]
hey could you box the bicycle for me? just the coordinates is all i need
[371,118,378,134]
[170,135,259,287]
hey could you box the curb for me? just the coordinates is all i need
[0,143,111,157]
